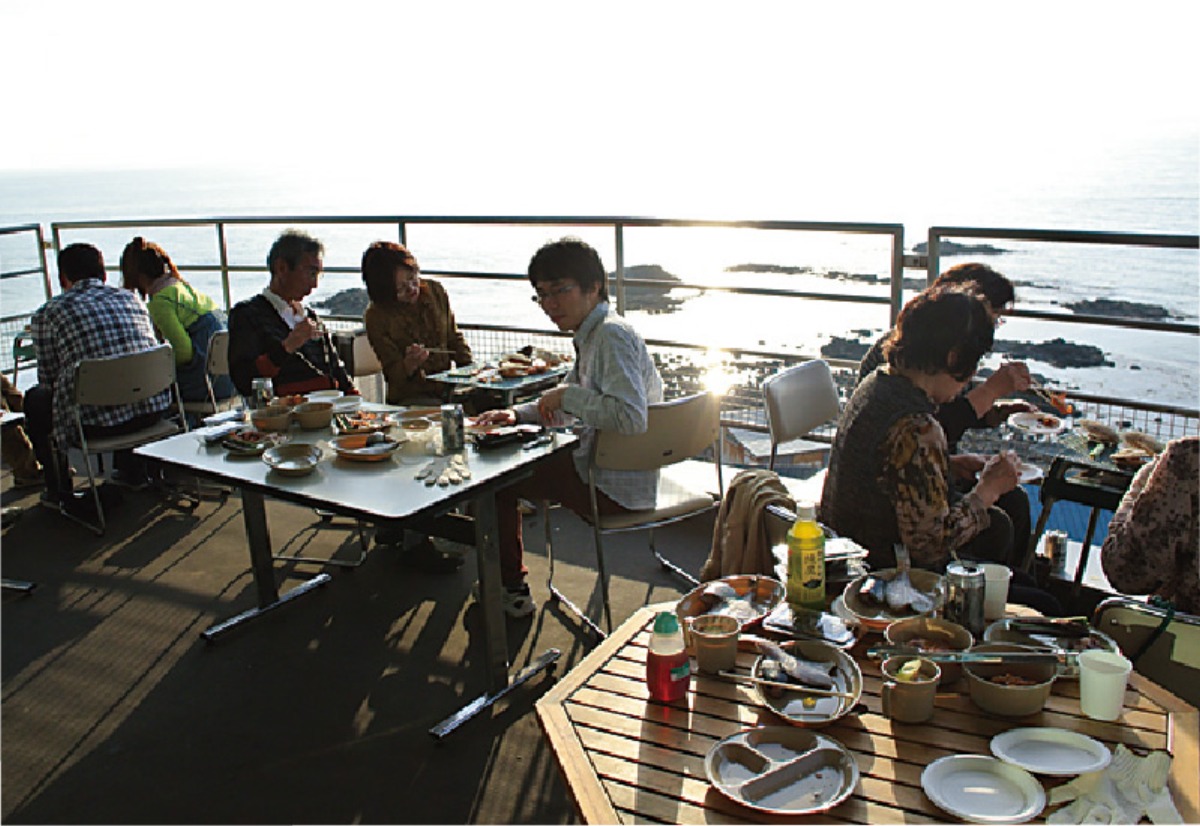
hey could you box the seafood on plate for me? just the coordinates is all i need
[755,639,837,690]
[858,545,936,615]
[697,581,761,622]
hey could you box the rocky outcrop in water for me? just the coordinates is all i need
[617,264,687,313]
[992,337,1114,368]
[912,241,1008,256]
[315,288,369,317]
[727,263,925,291]
[1065,298,1174,320]
[820,336,871,361]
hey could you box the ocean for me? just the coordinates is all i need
[1,139,1198,409]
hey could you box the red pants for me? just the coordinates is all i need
[497,448,629,588]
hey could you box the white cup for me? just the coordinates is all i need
[1078,649,1133,721]
[978,563,1012,620]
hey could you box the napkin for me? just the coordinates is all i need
[414,455,472,487]
[1047,745,1181,825]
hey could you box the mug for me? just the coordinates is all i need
[881,656,940,723]
[690,614,740,675]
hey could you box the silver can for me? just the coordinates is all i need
[441,403,465,451]
[249,377,274,410]
[1043,530,1069,577]
[943,561,987,637]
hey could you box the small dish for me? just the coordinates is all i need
[1008,411,1067,435]
[334,411,396,434]
[884,616,973,684]
[1076,419,1118,444]
[750,639,863,728]
[331,433,403,462]
[268,394,306,409]
[675,575,784,650]
[221,428,285,456]
[704,727,859,815]
[262,443,322,477]
[250,407,292,432]
[921,754,1044,823]
[331,396,362,413]
[293,401,334,430]
[990,727,1111,776]
[964,643,1057,716]
[306,389,343,402]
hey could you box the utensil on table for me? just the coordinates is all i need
[717,671,856,699]
[866,646,1066,665]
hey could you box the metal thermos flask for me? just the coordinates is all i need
[249,377,274,410]
[944,561,987,637]
[441,404,465,451]
[1043,530,1069,577]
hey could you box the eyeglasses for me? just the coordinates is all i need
[531,283,578,304]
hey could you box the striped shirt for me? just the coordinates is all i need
[31,278,170,449]
[515,302,663,510]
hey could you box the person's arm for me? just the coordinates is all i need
[1100,442,1194,598]
[147,293,193,365]
[365,307,425,401]
[881,413,992,567]
[30,306,59,389]
[935,396,982,448]
[559,326,650,434]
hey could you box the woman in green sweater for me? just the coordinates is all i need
[120,237,235,403]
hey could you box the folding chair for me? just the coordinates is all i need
[1093,596,1200,708]
[350,330,385,404]
[761,358,839,471]
[182,330,237,419]
[68,344,188,534]
[544,392,723,638]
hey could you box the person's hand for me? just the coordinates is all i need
[985,400,1037,427]
[475,408,515,426]
[976,450,1019,505]
[949,453,986,481]
[283,318,320,353]
[403,343,429,376]
[536,385,568,423]
[984,360,1032,396]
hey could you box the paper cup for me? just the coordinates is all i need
[979,564,1012,620]
[691,614,740,675]
[1078,650,1132,721]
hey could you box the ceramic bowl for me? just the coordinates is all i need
[884,616,974,684]
[262,443,322,476]
[250,407,292,432]
[964,643,1057,716]
[293,401,334,430]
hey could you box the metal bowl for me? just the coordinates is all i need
[842,568,945,631]
[293,401,334,430]
[262,443,322,476]
[885,616,974,684]
[983,619,1120,680]
[676,575,784,651]
[964,643,1057,716]
[750,639,863,728]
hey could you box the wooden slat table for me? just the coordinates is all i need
[537,603,1199,824]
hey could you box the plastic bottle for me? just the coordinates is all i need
[787,501,826,613]
[645,611,691,701]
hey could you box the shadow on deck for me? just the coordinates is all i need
[1,473,716,825]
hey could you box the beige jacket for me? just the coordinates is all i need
[700,469,795,581]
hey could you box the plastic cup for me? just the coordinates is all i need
[979,563,1012,620]
[690,614,740,675]
[1078,649,1133,721]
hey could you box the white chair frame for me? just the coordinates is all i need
[761,358,840,471]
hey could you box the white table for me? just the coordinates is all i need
[136,410,577,729]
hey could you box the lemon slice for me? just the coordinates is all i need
[897,659,923,682]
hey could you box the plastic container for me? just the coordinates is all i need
[646,611,691,701]
[786,502,825,613]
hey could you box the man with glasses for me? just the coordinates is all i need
[228,230,355,398]
[474,237,663,618]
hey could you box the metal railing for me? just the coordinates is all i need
[3,216,1197,455]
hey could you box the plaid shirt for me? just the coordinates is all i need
[31,278,170,449]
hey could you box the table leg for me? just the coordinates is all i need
[201,488,331,642]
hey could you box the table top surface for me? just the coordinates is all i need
[537,603,1199,825]
[135,406,577,521]
[426,363,570,392]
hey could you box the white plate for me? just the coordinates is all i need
[306,389,344,401]
[331,396,362,413]
[1016,461,1044,484]
[1008,411,1067,435]
[921,755,1045,824]
[990,727,1111,776]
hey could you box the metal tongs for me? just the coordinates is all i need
[866,646,1066,665]
[1006,616,1091,638]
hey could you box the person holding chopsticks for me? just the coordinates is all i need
[360,241,472,406]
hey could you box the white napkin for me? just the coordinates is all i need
[1047,745,1181,825]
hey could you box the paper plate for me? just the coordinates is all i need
[705,727,859,815]
[921,755,1044,824]
[990,728,1111,776]
[1008,411,1067,435]
[330,396,362,413]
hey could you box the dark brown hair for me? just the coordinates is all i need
[933,262,1014,311]
[361,241,419,307]
[527,237,609,301]
[57,243,106,284]
[884,285,994,381]
[120,237,184,292]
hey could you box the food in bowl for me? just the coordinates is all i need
[675,575,784,652]
[885,617,973,684]
[250,407,291,432]
[293,401,334,429]
[269,394,306,409]
[1077,419,1119,444]
[964,643,1057,716]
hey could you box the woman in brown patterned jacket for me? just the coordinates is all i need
[361,242,472,405]
[1101,436,1199,613]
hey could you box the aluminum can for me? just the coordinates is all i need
[250,377,274,410]
[943,561,987,637]
[441,403,465,451]
[1043,530,1069,577]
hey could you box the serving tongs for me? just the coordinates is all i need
[1006,616,1091,638]
[866,646,1067,665]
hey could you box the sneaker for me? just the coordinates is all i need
[400,537,464,575]
[473,580,537,619]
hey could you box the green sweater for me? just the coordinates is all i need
[147,281,219,365]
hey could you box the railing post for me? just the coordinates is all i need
[35,224,52,301]
[889,227,905,324]
[217,222,231,312]
[613,223,625,315]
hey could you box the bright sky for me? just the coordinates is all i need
[1,0,1197,216]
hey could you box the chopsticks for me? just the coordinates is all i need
[717,671,856,699]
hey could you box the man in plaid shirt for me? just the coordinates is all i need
[25,243,170,514]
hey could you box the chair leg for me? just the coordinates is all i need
[649,527,700,589]
[591,522,614,634]
[542,501,606,642]
[271,513,370,568]
[1025,498,1056,573]
[64,452,106,536]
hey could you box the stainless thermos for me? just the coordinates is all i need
[249,377,274,410]
[441,403,465,451]
[1043,530,1069,577]
[944,561,987,636]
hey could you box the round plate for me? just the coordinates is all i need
[1016,460,1044,484]
[221,429,286,456]
[262,443,322,476]
[990,727,1111,776]
[841,569,944,631]
[705,727,859,815]
[334,411,396,434]
[331,396,362,413]
[1008,411,1067,435]
[330,434,403,462]
[750,639,863,727]
[921,755,1045,824]
[306,389,343,401]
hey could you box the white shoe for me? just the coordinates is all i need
[473,581,536,619]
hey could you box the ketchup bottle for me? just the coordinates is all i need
[646,612,691,701]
